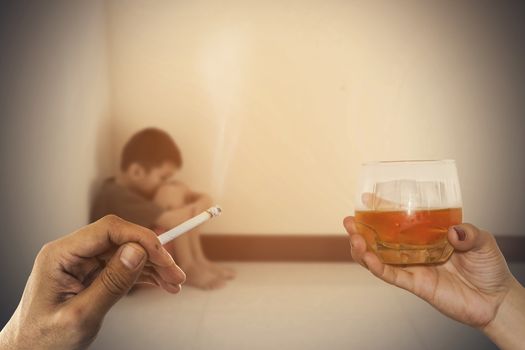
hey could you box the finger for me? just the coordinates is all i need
[68,243,148,324]
[343,216,369,266]
[62,215,185,280]
[98,250,186,290]
[136,266,164,287]
[94,252,185,292]
[349,233,367,266]
[152,265,187,289]
[63,257,103,284]
[343,216,359,237]
[136,274,160,287]
[140,265,183,293]
[447,223,494,252]
[134,266,182,293]
[344,214,417,293]
[363,252,415,292]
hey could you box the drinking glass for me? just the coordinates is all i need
[354,160,462,265]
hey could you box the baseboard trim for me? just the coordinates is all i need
[201,234,525,262]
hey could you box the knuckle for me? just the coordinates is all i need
[100,214,122,227]
[39,241,56,254]
[464,222,478,233]
[54,306,87,330]
[464,222,496,245]
[100,267,131,296]
[482,229,497,244]
[144,229,160,243]
[458,223,475,241]
[35,241,57,263]
[463,222,479,233]
[53,306,100,347]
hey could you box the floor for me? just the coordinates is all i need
[93,262,525,350]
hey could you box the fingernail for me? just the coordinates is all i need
[170,283,182,290]
[362,258,369,270]
[454,226,466,241]
[120,245,146,270]
[179,270,187,282]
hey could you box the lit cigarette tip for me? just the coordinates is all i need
[207,205,222,217]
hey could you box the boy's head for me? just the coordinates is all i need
[120,128,182,197]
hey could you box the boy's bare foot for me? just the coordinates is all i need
[199,260,236,280]
[181,264,226,290]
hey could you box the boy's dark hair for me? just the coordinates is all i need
[120,128,182,171]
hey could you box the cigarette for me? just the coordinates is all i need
[157,206,222,245]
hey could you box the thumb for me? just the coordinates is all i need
[447,223,494,252]
[72,243,147,324]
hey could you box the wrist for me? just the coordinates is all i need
[0,318,23,350]
[0,327,14,350]
[483,278,525,349]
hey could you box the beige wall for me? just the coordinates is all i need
[106,1,525,235]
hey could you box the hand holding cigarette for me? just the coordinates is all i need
[0,215,185,350]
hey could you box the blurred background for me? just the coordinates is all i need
[1,0,524,345]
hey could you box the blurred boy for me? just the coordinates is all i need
[90,128,234,289]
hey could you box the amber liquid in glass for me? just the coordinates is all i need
[355,208,462,265]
